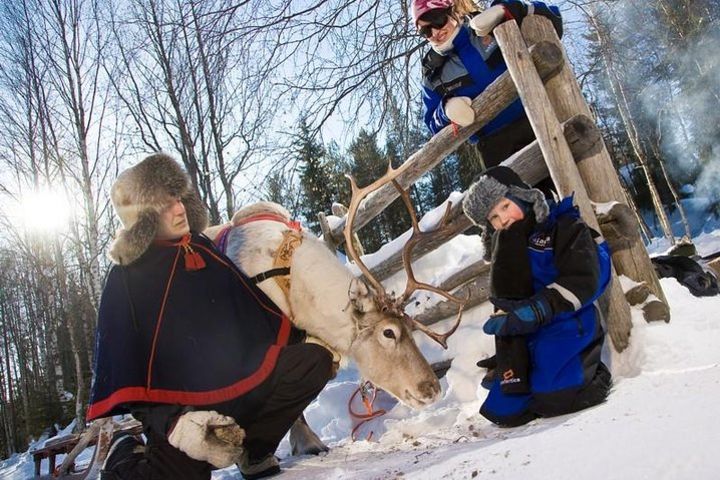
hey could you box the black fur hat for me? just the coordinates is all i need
[462,166,548,260]
[109,153,208,265]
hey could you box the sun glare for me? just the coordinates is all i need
[18,189,73,234]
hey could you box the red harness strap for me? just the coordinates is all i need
[348,381,387,441]
[232,213,302,231]
[215,213,302,255]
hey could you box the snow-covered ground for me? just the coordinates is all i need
[3,211,720,480]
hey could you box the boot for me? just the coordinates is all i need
[239,452,281,480]
[100,432,145,480]
[477,355,497,390]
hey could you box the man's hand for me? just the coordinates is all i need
[468,5,507,36]
[483,294,553,336]
[168,410,245,468]
[444,97,475,127]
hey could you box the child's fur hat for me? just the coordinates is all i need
[462,166,548,260]
[108,153,208,265]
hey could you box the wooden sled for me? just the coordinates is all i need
[31,418,142,479]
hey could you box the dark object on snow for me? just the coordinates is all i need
[652,255,719,297]
[477,355,498,390]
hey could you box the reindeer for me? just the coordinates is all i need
[204,163,465,454]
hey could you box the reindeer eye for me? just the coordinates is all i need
[383,328,396,339]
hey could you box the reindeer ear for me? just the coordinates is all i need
[348,278,377,313]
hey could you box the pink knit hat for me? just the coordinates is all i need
[410,0,454,26]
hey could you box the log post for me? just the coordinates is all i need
[331,203,365,256]
[494,20,633,352]
[520,16,670,314]
[317,211,338,252]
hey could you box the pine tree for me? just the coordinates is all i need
[348,130,392,252]
[293,118,336,233]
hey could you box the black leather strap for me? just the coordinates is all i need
[249,267,291,285]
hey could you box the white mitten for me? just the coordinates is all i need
[167,410,245,469]
[468,5,507,36]
[444,97,475,127]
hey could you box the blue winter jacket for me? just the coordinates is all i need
[421,0,562,141]
[525,196,611,392]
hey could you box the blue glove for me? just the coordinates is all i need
[482,294,553,336]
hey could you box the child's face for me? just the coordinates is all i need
[486,197,525,231]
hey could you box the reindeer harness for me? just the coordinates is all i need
[215,213,342,366]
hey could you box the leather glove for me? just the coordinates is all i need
[468,5,507,36]
[444,97,475,127]
[167,410,245,468]
[482,294,553,336]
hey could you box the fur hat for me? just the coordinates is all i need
[462,166,549,260]
[108,153,208,265]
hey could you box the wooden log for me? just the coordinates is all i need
[415,270,491,326]
[595,202,643,253]
[328,41,565,244]
[494,20,632,352]
[643,299,671,323]
[431,358,453,379]
[317,211,337,252]
[371,114,602,282]
[707,258,720,279]
[520,15,669,312]
[435,259,490,293]
[331,203,365,256]
[625,282,651,306]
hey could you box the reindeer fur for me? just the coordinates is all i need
[204,201,440,410]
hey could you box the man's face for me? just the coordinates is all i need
[487,197,525,231]
[156,197,190,240]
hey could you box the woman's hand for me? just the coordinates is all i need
[444,96,475,126]
[468,5,507,36]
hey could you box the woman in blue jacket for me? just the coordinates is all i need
[412,0,562,169]
[463,166,613,426]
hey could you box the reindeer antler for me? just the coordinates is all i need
[343,160,413,304]
[343,162,466,350]
[391,180,466,350]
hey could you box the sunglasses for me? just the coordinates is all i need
[417,9,451,38]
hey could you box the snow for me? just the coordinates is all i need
[5,230,720,480]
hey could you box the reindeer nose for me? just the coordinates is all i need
[418,379,440,399]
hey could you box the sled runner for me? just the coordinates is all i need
[32,418,142,479]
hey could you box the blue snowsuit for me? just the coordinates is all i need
[480,197,612,425]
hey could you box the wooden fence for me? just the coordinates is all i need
[319,16,670,354]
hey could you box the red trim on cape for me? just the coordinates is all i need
[87,333,289,420]
[87,235,293,421]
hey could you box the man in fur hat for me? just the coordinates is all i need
[89,153,333,480]
[463,166,613,426]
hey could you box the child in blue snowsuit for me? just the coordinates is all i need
[462,166,612,426]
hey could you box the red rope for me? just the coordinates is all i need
[348,381,387,441]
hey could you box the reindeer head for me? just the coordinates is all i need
[342,163,466,409]
[343,277,440,408]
